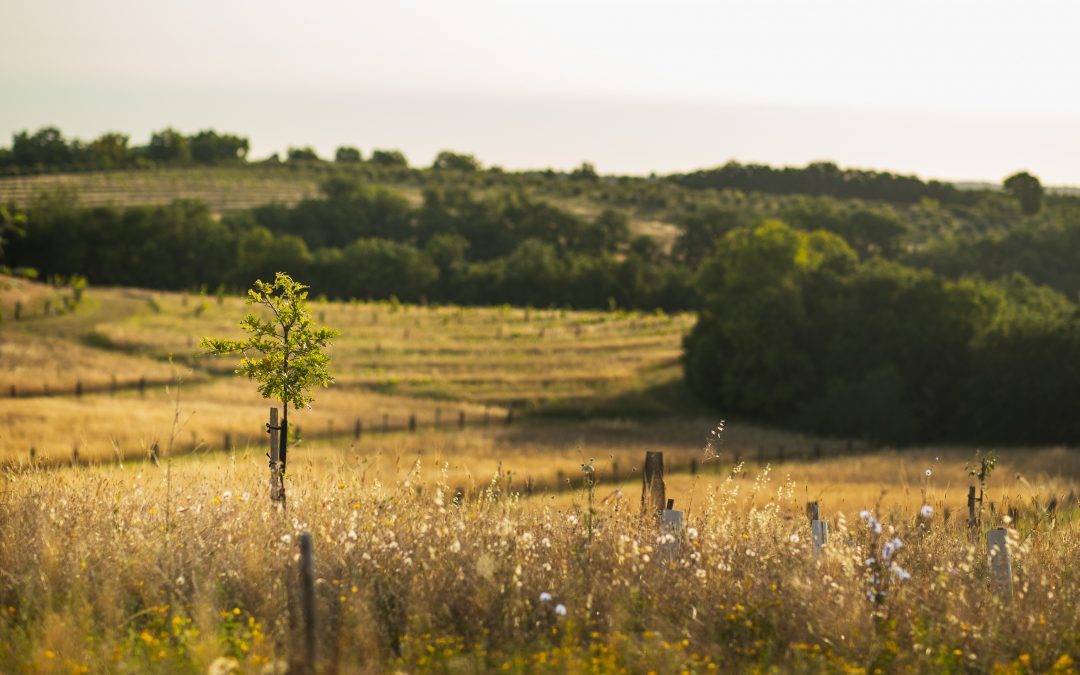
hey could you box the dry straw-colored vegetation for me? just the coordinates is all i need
[2,279,1080,672]
[1,451,1078,673]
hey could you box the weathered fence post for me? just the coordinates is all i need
[138,376,146,397]
[75,380,82,397]
[458,411,465,429]
[382,413,389,433]
[505,403,514,425]
[690,458,698,476]
[72,445,79,466]
[269,408,284,503]
[808,501,828,555]
[298,532,317,670]
[110,375,117,396]
[968,486,978,528]
[224,432,232,452]
[435,407,441,428]
[641,451,666,519]
[9,384,15,398]
[353,418,362,441]
[987,528,1013,599]
[13,301,20,320]
[408,414,416,432]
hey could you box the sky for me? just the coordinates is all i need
[2,0,1079,184]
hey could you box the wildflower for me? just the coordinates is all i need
[281,534,292,544]
[539,592,552,602]
[554,604,567,616]
[789,533,800,544]
[920,505,933,518]
[890,562,911,581]
[865,558,876,567]
[881,538,903,560]
[859,510,871,521]
[222,491,233,500]
[687,527,699,539]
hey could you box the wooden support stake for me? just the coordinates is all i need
[408,414,416,432]
[987,528,1013,599]
[435,407,441,428]
[382,413,389,433]
[13,301,20,320]
[269,407,284,503]
[505,404,514,425]
[353,418,362,441]
[138,376,146,397]
[75,380,82,397]
[690,458,698,476]
[641,451,666,519]
[458,411,465,429]
[224,433,232,451]
[968,486,977,528]
[298,532,317,669]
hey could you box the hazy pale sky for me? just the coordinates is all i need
[3,0,1079,183]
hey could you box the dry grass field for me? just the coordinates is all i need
[2,276,1080,672]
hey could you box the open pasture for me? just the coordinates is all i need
[3,278,1080,672]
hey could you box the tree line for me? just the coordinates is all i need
[7,180,693,311]
[684,219,1080,445]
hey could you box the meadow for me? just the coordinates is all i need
[2,277,1080,672]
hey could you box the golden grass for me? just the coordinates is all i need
[1,452,1077,673]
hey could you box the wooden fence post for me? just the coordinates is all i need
[138,376,146,397]
[382,413,389,433]
[298,532,317,670]
[9,385,15,398]
[353,418,362,441]
[987,528,1013,599]
[224,433,232,451]
[968,486,978,528]
[505,403,514,425]
[408,414,416,432]
[435,408,441,428]
[75,380,82,397]
[458,411,465,429]
[808,501,828,555]
[13,301,20,320]
[641,451,665,519]
[269,407,284,503]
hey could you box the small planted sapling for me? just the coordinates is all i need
[201,272,338,504]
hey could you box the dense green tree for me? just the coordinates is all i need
[370,149,408,167]
[432,150,481,172]
[334,146,362,163]
[287,147,320,162]
[12,127,72,168]
[90,132,129,169]
[147,128,191,165]
[1003,171,1043,215]
[189,130,249,164]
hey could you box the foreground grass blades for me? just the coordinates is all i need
[1,458,1078,673]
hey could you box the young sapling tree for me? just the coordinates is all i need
[201,272,338,503]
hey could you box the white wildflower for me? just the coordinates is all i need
[539,592,552,602]
[554,604,567,616]
[920,505,933,518]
